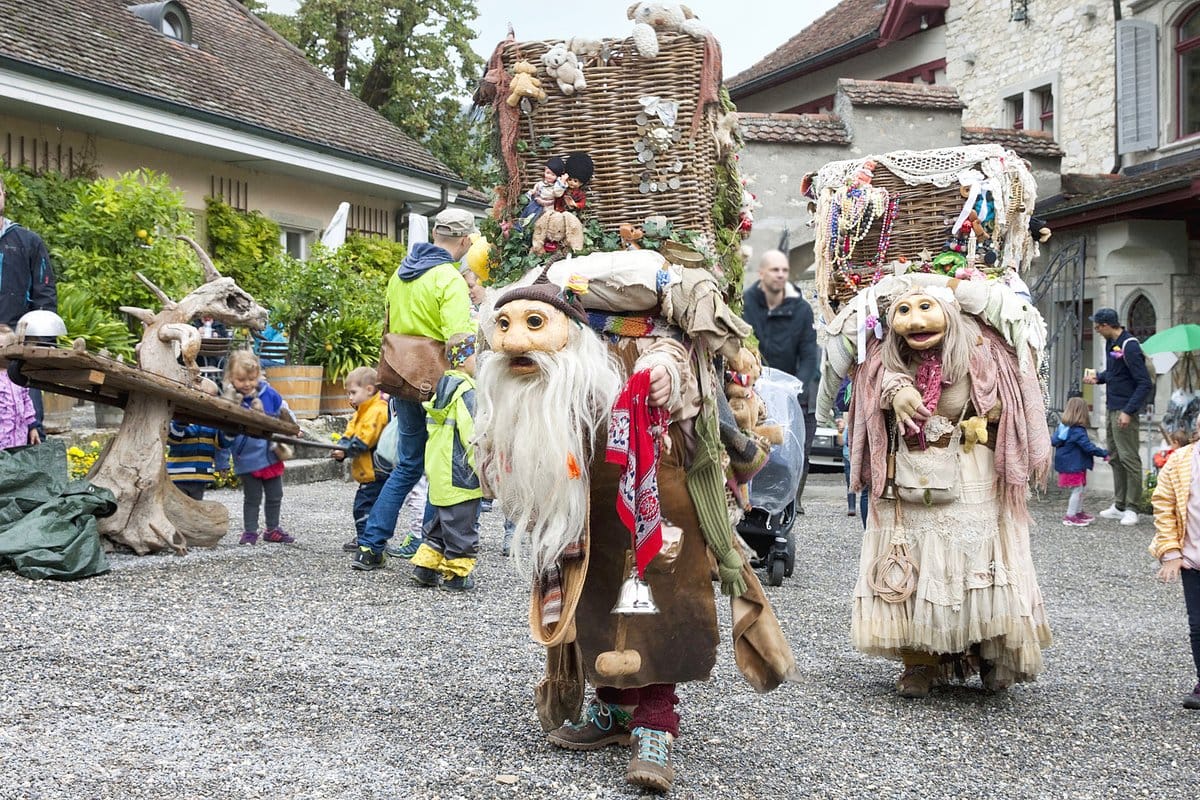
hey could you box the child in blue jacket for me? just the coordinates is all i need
[226,350,297,545]
[1052,396,1109,526]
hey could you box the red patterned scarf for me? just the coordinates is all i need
[606,370,670,578]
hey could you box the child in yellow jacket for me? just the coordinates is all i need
[333,367,391,552]
[1150,418,1200,710]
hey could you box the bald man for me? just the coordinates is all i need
[741,250,819,512]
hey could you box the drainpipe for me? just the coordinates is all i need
[429,184,450,216]
[1111,0,1123,174]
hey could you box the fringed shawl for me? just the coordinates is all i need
[850,325,1050,520]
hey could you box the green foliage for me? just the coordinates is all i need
[0,169,92,246]
[305,315,381,382]
[262,0,495,189]
[258,237,396,364]
[55,283,136,360]
[1138,470,1157,515]
[478,212,541,288]
[53,170,200,317]
[204,197,282,304]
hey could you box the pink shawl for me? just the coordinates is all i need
[850,326,1050,520]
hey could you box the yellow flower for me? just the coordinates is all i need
[68,446,85,458]
[330,432,342,441]
[89,440,100,448]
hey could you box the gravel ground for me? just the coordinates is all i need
[1,472,1197,799]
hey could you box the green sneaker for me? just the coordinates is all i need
[440,573,475,592]
[385,533,423,560]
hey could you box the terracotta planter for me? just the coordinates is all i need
[265,365,323,420]
[41,391,75,434]
[319,379,354,416]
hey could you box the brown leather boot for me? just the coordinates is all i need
[896,664,936,698]
[547,698,632,751]
[626,726,675,793]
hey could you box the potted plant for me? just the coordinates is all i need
[306,315,382,416]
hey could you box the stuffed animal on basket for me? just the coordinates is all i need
[541,44,586,96]
[507,61,547,108]
[531,210,584,254]
[725,348,783,447]
[619,223,644,250]
[627,2,711,58]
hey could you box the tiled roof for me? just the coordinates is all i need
[736,113,850,145]
[0,0,461,184]
[838,78,963,110]
[728,0,884,92]
[457,187,493,207]
[961,127,1065,158]
[1039,156,1200,220]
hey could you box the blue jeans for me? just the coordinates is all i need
[359,398,428,553]
[353,476,388,539]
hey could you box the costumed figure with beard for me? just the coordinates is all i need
[474,274,799,794]
[820,275,1052,699]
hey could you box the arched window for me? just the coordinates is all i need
[1178,5,1200,137]
[1127,294,1157,342]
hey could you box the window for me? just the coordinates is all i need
[1035,86,1054,135]
[1180,9,1200,137]
[281,228,313,260]
[1127,294,1157,341]
[1006,94,1024,130]
[1004,85,1054,133]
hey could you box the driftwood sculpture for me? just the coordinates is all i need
[87,237,269,554]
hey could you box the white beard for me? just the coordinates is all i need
[474,327,621,576]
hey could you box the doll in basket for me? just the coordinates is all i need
[520,155,568,225]
[555,152,594,216]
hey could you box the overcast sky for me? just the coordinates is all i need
[261,0,842,79]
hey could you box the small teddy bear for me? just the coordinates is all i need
[531,210,584,255]
[619,222,644,250]
[724,348,784,446]
[627,2,711,59]
[506,60,547,108]
[541,43,586,96]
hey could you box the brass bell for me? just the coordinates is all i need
[610,562,658,615]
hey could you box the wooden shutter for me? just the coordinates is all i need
[1116,19,1159,155]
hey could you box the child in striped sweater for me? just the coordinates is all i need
[166,379,232,500]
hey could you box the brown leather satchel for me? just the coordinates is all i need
[377,333,449,402]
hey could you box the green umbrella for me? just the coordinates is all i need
[1141,323,1200,355]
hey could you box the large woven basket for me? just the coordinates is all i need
[825,164,966,304]
[812,146,1039,314]
[497,33,719,239]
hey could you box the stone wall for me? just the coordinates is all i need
[946,0,1128,174]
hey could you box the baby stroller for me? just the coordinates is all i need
[735,367,806,587]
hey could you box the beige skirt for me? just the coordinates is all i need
[852,444,1052,685]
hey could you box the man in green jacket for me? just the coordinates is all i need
[352,209,476,571]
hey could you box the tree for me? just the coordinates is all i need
[261,0,495,189]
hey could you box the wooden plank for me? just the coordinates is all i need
[21,368,106,387]
[1,344,299,439]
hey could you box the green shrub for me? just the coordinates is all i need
[56,283,136,360]
[54,170,200,316]
[204,197,282,303]
[305,315,382,382]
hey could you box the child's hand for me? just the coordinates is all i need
[331,449,345,461]
[27,428,41,446]
[1157,559,1182,583]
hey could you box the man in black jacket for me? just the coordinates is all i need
[742,250,820,511]
[1083,307,1154,526]
[0,176,57,436]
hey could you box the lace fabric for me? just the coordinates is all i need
[853,445,1051,683]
